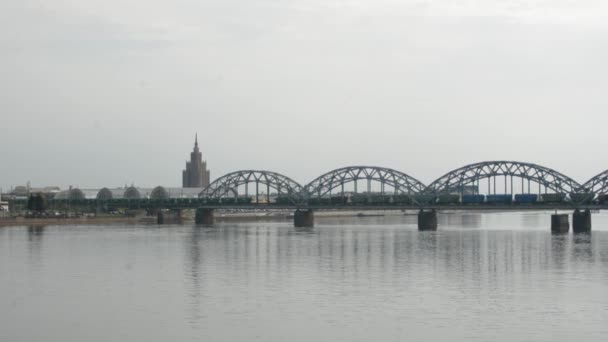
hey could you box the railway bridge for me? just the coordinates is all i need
[194,161,608,233]
[12,161,608,233]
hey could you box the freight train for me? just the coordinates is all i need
[420,192,596,205]
[297,192,599,206]
[205,192,603,206]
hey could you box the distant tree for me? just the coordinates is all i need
[27,193,48,212]
[68,188,85,200]
[124,187,141,199]
[150,186,170,200]
[96,188,113,201]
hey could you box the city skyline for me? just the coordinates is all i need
[4,157,608,195]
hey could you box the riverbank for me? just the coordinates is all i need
[0,209,416,226]
[0,216,144,226]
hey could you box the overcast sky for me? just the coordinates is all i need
[1,0,608,190]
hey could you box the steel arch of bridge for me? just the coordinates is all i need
[424,161,581,196]
[579,169,608,195]
[303,166,427,199]
[198,170,304,204]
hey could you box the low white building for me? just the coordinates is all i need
[54,187,206,200]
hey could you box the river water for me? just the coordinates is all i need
[2,211,608,341]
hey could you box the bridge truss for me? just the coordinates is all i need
[424,161,581,196]
[580,169,608,196]
[304,166,427,199]
[198,170,304,205]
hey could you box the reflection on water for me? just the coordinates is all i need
[2,212,608,342]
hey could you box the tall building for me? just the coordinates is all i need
[182,134,211,188]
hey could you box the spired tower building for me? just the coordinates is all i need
[182,134,211,188]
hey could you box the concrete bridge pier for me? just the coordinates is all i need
[294,209,314,228]
[418,210,438,231]
[195,208,215,225]
[96,203,108,215]
[157,209,183,224]
[551,214,569,234]
[573,209,592,233]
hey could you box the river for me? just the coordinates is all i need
[2,211,608,341]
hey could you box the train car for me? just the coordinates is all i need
[540,193,566,203]
[350,195,369,205]
[570,192,594,204]
[330,196,348,205]
[486,194,512,204]
[148,199,163,207]
[437,194,460,205]
[413,194,436,205]
[275,196,292,205]
[219,197,236,205]
[514,194,538,204]
[596,194,608,204]
[308,197,340,206]
[307,198,321,206]
[174,198,187,206]
[462,194,485,204]
[367,194,389,206]
[205,198,220,205]
[237,197,252,205]
[596,194,608,205]
[392,194,414,205]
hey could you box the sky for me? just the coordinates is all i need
[1,0,608,190]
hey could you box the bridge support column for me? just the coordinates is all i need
[96,203,108,215]
[551,214,569,234]
[157,209,182,225]
[294,209,314,228]
[418,210,437,231]
[195,208,215,225]
[573,209,592,233]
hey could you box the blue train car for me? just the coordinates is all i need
[462,195,485,204]
[514,194,538,204]
[486,194,512,204]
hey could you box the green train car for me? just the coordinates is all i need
[436,194,460,205]
[540,193,567,203]
[392,195,414,205]
[570,192,595,204]
[330,196,349,205]
[275,196,292,205]
[596,194,608,205]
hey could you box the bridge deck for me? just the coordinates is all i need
[8,198,605,212]
[197,204,605,211]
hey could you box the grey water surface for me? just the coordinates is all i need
[2,212,608,341]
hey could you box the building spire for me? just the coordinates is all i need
[195,133,198,148]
